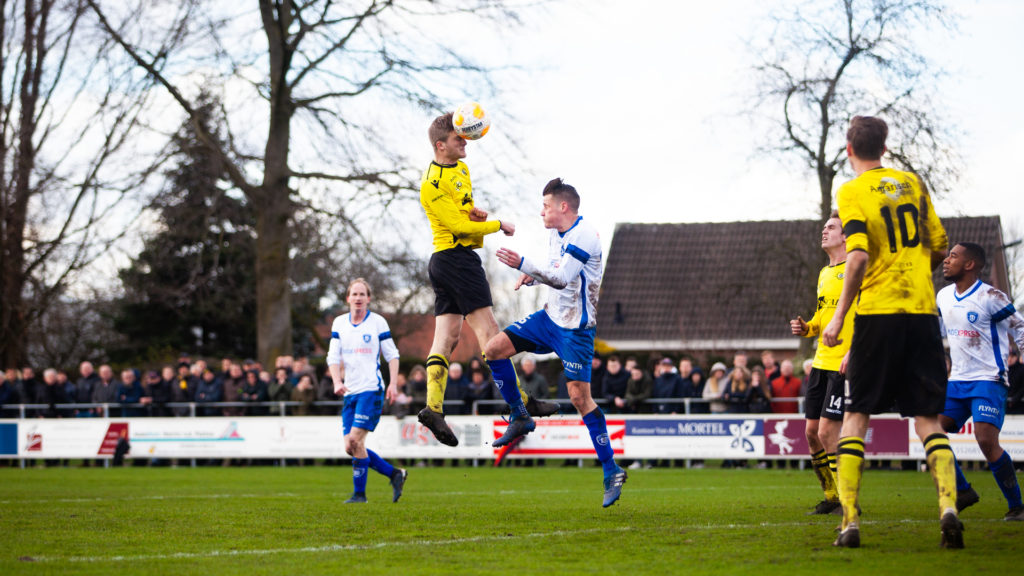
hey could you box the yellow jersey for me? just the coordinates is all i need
[420,160,500,253]
[805,261,854,371]
[837,167,947,315]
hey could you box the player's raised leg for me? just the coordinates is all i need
[481,329,535,448]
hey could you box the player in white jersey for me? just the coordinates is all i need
[484,178,626,508]
[327,278,407,504]
[937,243,1024,521]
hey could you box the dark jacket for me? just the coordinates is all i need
[602,369,629,402]
[35,382,69,418]
[195,376,224,416]
[652,372,687,414]
[444,375,469,415]
[75,373,101,404]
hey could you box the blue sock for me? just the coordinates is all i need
[366,449,395,478]
[582,408,619,475]
[953,455,971,491]
[990,451,1023,509]
[487,358,529,419]
[353,457,369,495]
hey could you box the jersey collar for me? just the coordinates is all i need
[559,216,583,238]
[349,309,371,326]
[954,279,983,302]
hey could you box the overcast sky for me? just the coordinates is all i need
[437,0,1023,289]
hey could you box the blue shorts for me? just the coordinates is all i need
[943,380,1007,430]
[503,310,594,382]
[341,390,384,435]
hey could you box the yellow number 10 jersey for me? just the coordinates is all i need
[837,167,947,315]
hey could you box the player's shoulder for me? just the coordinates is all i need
[936,283,955,303]
[569,216,601,243]
[368,311,391,328]
[330,313,348,331]
[421,162,444,191]
[980,282,1013,307]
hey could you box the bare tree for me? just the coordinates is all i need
[0,0,162,367]
[751,0,959,220]
[85,0,536,365]
[1003,219,1024,308]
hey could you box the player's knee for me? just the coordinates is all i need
[344,437,360,456]
[976,433,1001,459]
[482,339,506,361]
[939,415,957,433]
[804,425,819,446]
[568,389,588,410]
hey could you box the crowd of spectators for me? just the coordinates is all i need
[9,346,984,420]
[0,355,339,419]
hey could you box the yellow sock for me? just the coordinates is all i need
[425,354,449,413]
[924,433,957,515]
[837,436,865,529]
[827,453,839,500]
[811,450,838,501]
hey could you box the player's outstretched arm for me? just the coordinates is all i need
[514,273,536,291]
[425,188,501,238]
[500,244,589,290]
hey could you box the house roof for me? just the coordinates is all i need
[596,216,1008,352]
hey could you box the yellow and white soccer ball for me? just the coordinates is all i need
[452,102,490,140]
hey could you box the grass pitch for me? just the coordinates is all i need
[0,462,1018,575]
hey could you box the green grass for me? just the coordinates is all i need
[0,462,1017,575]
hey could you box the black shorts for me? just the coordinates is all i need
[804,368,844,421]
[846,314,947,417]
[428,245,493,316]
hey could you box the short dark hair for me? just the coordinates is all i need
[956,242,987,270]
[429,113,454,149]
[829,209,840,220]
[542,177,580,212]
[846,116,888,161]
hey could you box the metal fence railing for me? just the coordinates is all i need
[0,397,808,419]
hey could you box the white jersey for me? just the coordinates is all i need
[937,280,1024,385]
[326,310,400,396]
[518,216,602,330]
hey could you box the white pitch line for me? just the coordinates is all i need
[33,526,634,564]
[30,517,1006,564]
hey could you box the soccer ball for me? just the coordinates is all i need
[452,102,490,140]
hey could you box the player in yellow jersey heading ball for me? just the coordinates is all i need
[823,116,960,549]
[417,112,558,446]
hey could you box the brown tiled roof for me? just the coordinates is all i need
[596,216,1007,351]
